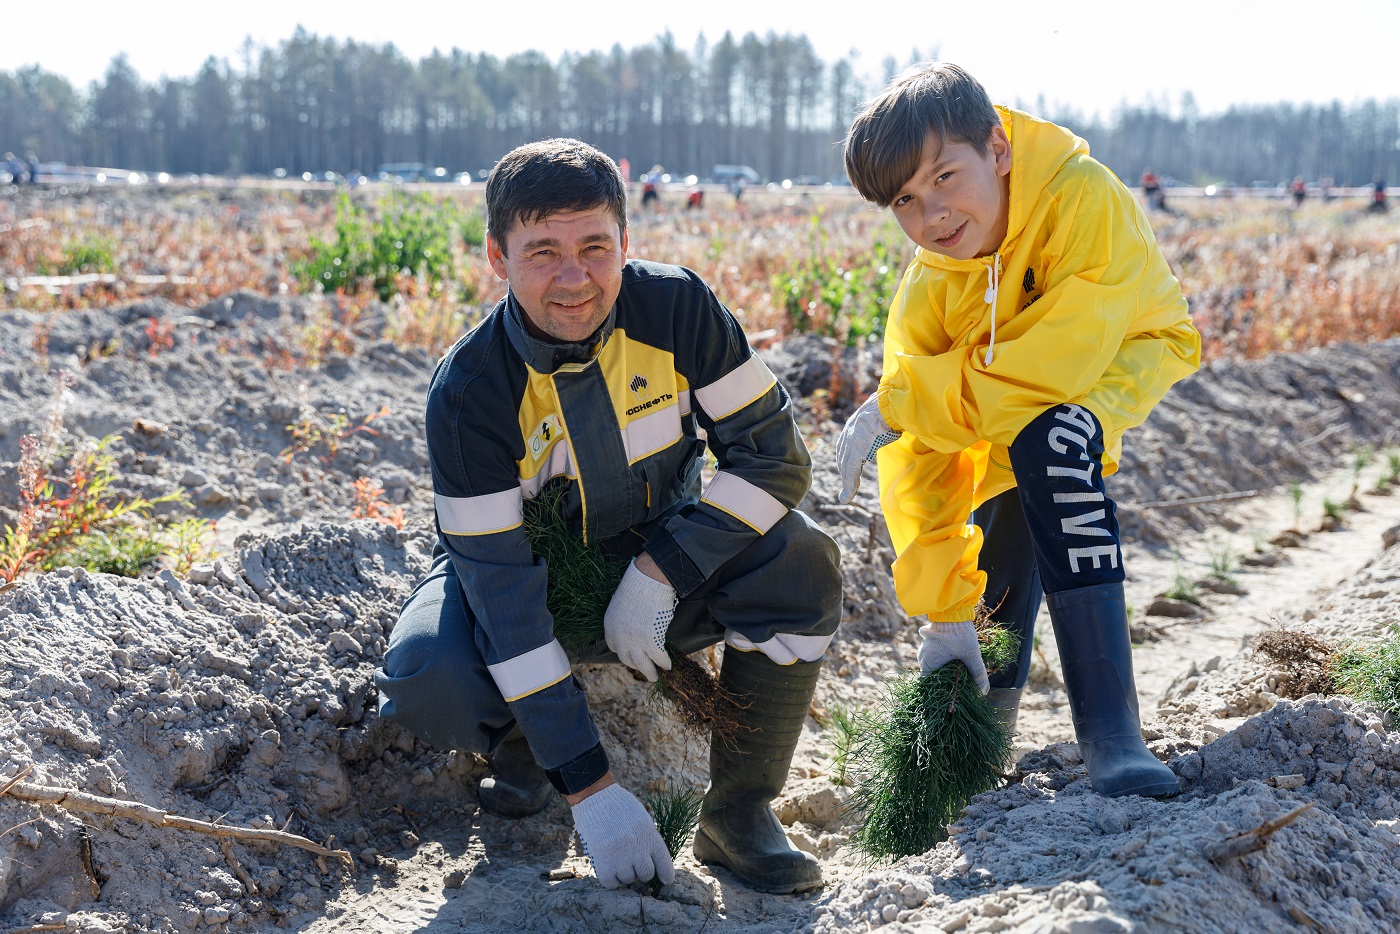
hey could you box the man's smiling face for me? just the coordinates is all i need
[487,205,628,343]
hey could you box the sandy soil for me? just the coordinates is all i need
[1,287,1399,933]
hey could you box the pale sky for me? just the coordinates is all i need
[5,0,1397,118]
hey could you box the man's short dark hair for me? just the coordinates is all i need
[844,62,1000,207]
[485,138,628,251]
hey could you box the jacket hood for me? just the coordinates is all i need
[918,106,1090,272]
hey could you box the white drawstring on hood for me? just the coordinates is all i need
[983,253,1001,365]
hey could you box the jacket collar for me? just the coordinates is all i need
[503,292,616,374]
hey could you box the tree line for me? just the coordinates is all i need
[3,28,1398,187]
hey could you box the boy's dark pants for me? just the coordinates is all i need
[980,402,1123,692]
[981,403,1178,798]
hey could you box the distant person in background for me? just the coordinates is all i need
[1371,176,1388,213]
[1319,175,1334,202]
[3,152,20,186]
[729,178,745,206]
[686,186,704,210]
[1140,167,1162,210]
[24,152,39,185]
[641,164,663,210]
[1291,177,1306,208]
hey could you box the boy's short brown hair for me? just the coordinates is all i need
[844,62,1000,206]
[486,138,628,252]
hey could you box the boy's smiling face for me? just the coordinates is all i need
[889,126,1012,260]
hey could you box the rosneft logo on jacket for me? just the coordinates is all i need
[627,392,674,416]
[630,373,649,399]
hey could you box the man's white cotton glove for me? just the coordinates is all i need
[835,393,900,504]
[604,559,676,682]
[571,784,676,889]
[916,619,991,694]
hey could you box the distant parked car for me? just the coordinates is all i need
[377,163,427,182]
[712,164,761,185]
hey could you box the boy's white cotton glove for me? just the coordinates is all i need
[835,393,900,504]
[571,784,676,889]
[604,559,676,682]
[916,618,991,694]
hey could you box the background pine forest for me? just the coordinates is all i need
[3,27,1399,186]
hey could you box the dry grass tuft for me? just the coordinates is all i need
[1253,629,1338,697]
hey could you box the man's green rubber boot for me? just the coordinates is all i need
[693,649,824,894]
[478,728,552,818]
[1048,582,1180,798]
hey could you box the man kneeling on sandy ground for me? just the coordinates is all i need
[374,138,843,894]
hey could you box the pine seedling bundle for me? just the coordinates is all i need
[522,483,744,742]
[846,617,1019,863]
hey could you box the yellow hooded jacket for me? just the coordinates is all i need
[874,107,1201,621]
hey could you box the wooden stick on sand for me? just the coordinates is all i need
[0,767,354,869]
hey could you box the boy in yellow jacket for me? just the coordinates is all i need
[836,63,1200,798]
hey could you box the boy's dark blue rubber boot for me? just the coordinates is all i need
[1047,583,1180,799]
[987,687,1024,735]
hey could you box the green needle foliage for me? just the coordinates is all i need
[521,484,624,657]
[1332,628,1400,722]
[522,482,743,742]
[1208,540,1238,585]
[645,784,705,859]
[643,783,704,895]
[821,701,861,786]
[846,621,1018,863]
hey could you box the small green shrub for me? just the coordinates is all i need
[1351,444,1375,495]
[1382,449,1400,487]
[846,663,1010,862]
[1322,497,1347,523]
[821,701,860,786]
[1207,541,1237,584]
[1287,482,1304,530]
[60,237,117,275]
[1164,571,1203,605]
[461,211,487,250]
[771,212,903,346]
[645,784,705,859]
[293,193,460,302]
[48,526,165,577]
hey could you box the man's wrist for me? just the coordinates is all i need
[565,771,615,806]
[633,551,671,587]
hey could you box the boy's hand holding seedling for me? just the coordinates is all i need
[836,393,900,503]
[915,618,991,693]
[603,556,677,682]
